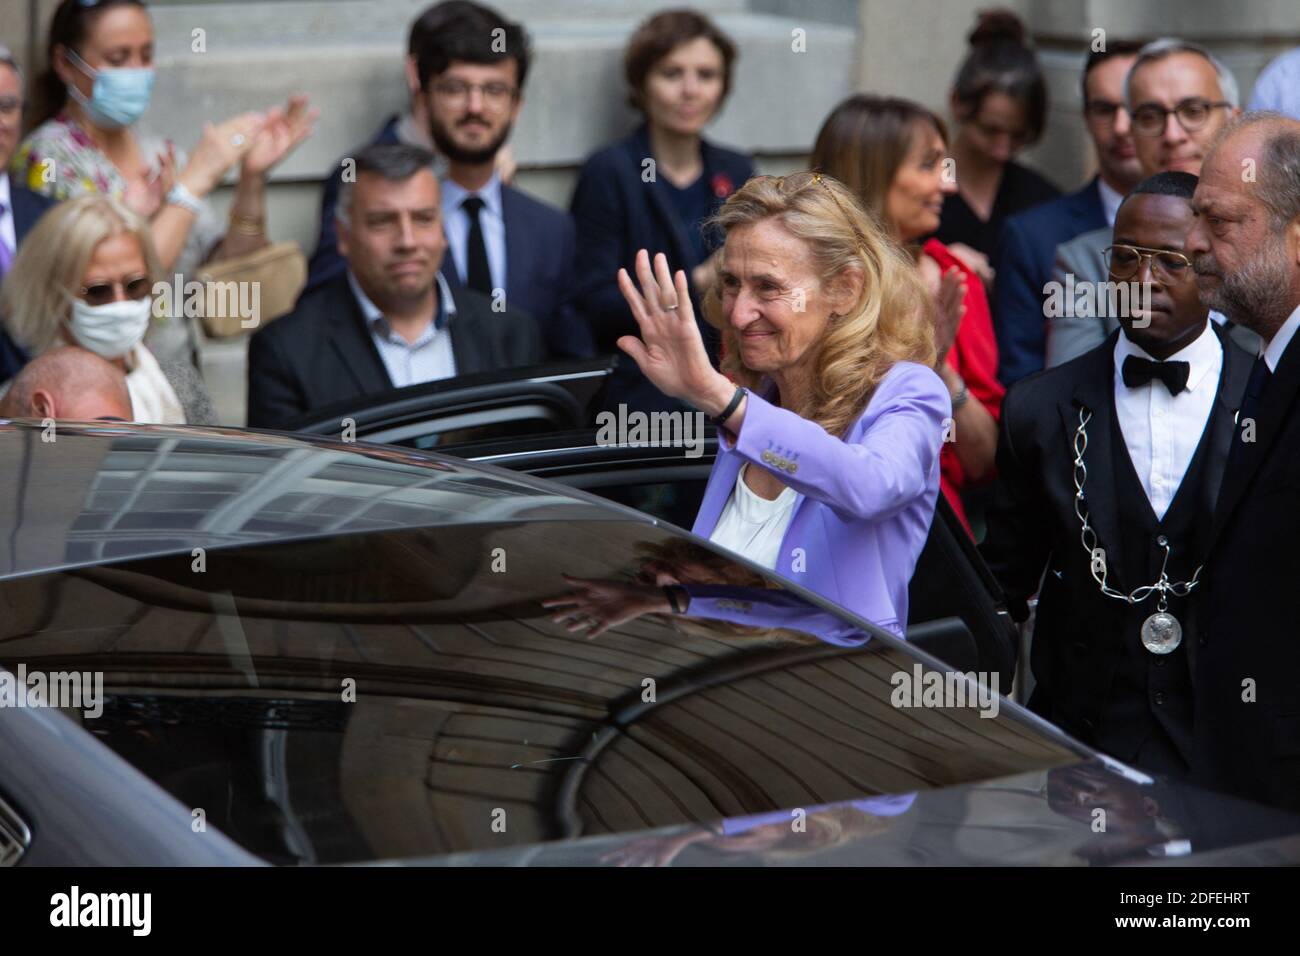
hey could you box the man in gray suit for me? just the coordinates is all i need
[1045,38,1257,366]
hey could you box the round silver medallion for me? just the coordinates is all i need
[1141,611,1182,655]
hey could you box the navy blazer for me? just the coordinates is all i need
[992,177,1107,386]
[570,124,754,413]
[0,181,59,383]
[306,116,591,360]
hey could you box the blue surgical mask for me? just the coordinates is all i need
[65,49,155,129]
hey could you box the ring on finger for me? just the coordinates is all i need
[662,301,679,311]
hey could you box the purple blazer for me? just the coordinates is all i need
[690,361,950,637]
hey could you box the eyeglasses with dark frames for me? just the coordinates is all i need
[1131,97,1232,137]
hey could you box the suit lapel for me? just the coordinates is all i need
[1073,177,1105,233]
[500,186,523,308]
[1202,323,1253,518]
[1211,325,1300,547]
[327,279,392,395]
[1063,340,1128,591]
[447,283,489,372]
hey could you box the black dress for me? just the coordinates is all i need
[934,160,1061,261]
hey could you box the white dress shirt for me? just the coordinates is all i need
[440,172,506,294]
[709,464,798,571]
[348,270,458,387]
[1113,321,1223,519]
[1097,177,1124,228]
[0,172,17,260]
[1263,302,1300,372]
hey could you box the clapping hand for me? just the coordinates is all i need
[616,249,732,413]
[933,265,967,366]
[242,94,318,179]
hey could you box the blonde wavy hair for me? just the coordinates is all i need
[1,194,162,355]
[701,172,936,438]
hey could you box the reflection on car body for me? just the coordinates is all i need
[0,421,1297,867]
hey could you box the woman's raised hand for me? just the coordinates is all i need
[617,249,726,409]
[933,265,967,365]
[242,95,319,179]
[181,112,268,197]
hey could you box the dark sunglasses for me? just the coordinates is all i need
[78,275,153,307]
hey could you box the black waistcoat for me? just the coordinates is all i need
[1095,403,1214,768]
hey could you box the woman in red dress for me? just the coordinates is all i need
[812,95,1004,534]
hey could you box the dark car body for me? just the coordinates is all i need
[2,421,1299,867]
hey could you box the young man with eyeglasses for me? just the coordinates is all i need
[0,47,58,385]
[1045,38,1258,369]
[306,2,591,359]
[993,40,1145,386]
[982,171,1255,778]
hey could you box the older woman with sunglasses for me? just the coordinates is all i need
[1,194,215,424]
[550,172,949,638]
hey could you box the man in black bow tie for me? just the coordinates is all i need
[1185,113,1300,812]
[982,171,1254,777]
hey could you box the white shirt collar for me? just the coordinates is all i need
[1097,177,1124,228]
[1264,301,1300,372]
[1114,319,1221,392]
[346,269,456,330]
[441,170,503,218]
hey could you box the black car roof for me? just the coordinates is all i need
[0,420,644,582]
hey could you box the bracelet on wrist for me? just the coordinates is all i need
[165,182,204,216]
[229,212,265,236]
[710,386,745,427]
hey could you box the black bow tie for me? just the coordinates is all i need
[1122,355,1190,395]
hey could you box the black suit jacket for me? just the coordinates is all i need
[246,273,542,430]
[0,182,59,382]
[1196,321,1300,812]
[982,324,1252,758]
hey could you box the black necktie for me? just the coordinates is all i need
[1122,355,1190,395]
[1238,356,1273,429]
[461,195,492,295]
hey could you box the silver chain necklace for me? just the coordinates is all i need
[1072,407,1201,654]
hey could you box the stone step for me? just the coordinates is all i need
[142,3,857,179]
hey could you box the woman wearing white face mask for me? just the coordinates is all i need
[11,0,316,365]
[0,194,215,425]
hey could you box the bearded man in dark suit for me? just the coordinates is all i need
[1185,112,1300,812]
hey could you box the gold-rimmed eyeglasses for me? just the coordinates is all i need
[1103,244,1194,282]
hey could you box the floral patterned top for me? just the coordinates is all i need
[12,113,226,362]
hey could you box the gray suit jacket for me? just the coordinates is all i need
[1044,226,1263,365]
[1044,227,1112,368]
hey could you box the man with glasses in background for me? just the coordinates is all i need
[993,40,1145,386]
[1045,38,1259,368]
[308,2,590,359]
[0,45,58,384]
[982,171,1255,778]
